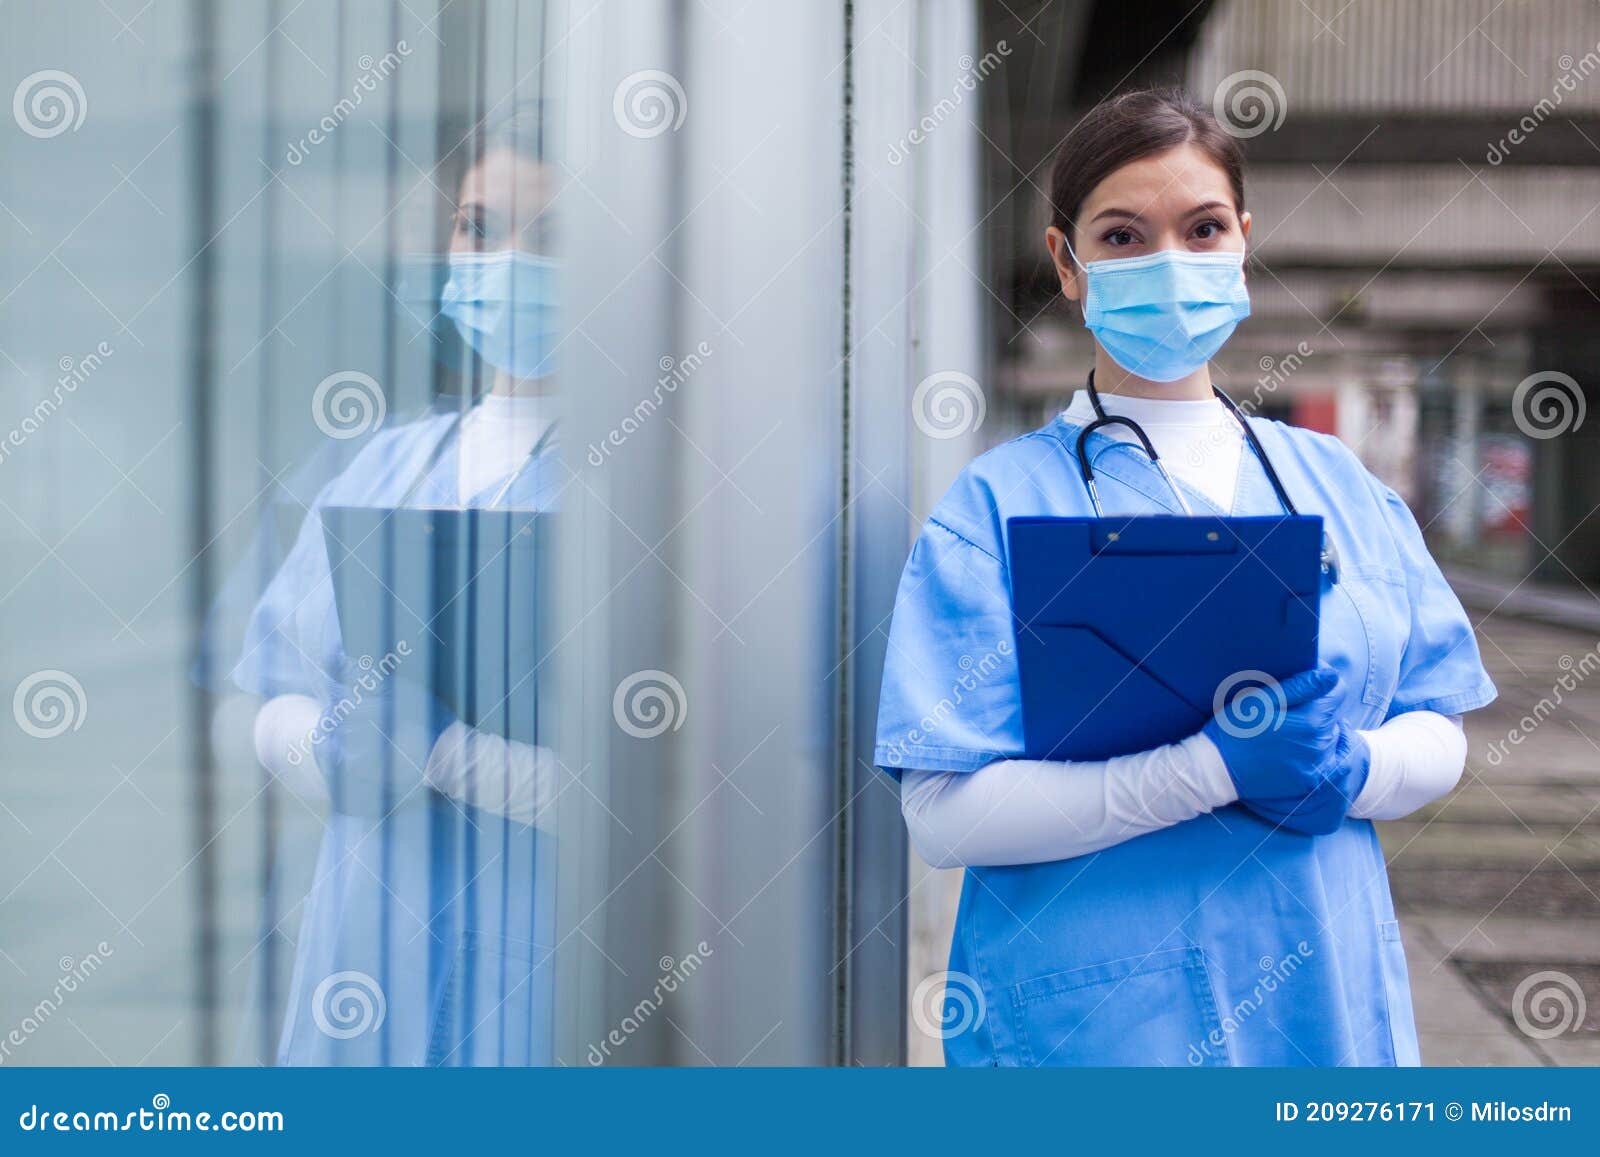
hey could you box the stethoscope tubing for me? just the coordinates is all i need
[1074,368,1298,518]
[393,405,559,510]
[1073,369,1340,586]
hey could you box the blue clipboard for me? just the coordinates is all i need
[1006,515,1323,762]
[322,506,553,745]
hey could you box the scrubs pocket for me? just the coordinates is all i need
[1011,945,1227,1067]
[426,930,554,1067]
[1377,920,1421,1067]
[1333,567,1407,712]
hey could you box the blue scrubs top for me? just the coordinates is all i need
[875,412,1497,1067]
[233,408,562,1066]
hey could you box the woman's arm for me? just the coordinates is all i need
[1349,711,1465,820]
[900,730,1238,868]
[253,693,331,805]
[903,710,1467,868]
[254,694,561,826]
[423,722,560,828]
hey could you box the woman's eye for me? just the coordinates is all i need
[1104,228,1136,247]
[1193,220,1223,240]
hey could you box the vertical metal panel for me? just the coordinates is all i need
[915,0,988,508]
[554,0,942,1067]
[186,0,222,1068]
[901,0,995,1069]
[253,0,285,1064]
[549,0,682,1065]
[667,0,848,1066]
[843,0,918,1067]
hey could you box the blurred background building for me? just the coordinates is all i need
[984,0,1600,586]
[0,0,1596,1069]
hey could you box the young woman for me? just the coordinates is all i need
[875,89,1496,1067]
[235,109,561,1066]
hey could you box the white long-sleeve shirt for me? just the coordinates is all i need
[253,694,559,827]
[901,712,1466,868]
[900,389,1471,869]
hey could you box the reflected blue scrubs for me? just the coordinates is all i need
[234,409,563,1066]
[875,413,1497,1067]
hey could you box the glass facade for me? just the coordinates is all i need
[0,0,994,1066]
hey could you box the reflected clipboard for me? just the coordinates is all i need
[1006,515,1323,762]
[322,506,554,745]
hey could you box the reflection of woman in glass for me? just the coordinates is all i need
[233,110,561,1065]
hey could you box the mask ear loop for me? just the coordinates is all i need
[1060,230,1089,274]
[1058,230,1093,332]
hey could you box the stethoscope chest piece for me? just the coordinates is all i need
[1319,534,1340,590]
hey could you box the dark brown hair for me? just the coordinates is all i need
[1048,88,1245,246]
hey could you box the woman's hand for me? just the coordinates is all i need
[1202,666,1371,835]
[1240,727,1371,835]
[314,680,457,816]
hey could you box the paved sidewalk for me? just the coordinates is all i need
[1382,594,1600,1066]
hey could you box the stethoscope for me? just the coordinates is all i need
[394,404,559,510]
[1074,369,1339,586]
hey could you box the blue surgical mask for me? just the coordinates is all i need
[394,253,466,367]
[1068,245,1250,383]
[439,249,560,379]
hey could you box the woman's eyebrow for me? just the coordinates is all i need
[1086,206,1142,224]
[1087,199,1233,224]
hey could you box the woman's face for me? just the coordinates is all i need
[449,147,557,256]
[1046,142,1251,306]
